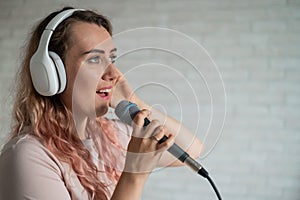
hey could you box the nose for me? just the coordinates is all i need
[102,63,118,82]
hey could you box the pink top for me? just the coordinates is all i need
[0,120,132,200]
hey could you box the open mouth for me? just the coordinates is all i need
[96,88,111,98]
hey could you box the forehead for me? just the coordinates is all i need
[68,21,113,52]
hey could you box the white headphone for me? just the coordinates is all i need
[30,9,84,96]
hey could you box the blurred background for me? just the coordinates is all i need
[0,0,299,199]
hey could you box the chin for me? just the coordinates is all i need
[95,105,109,117]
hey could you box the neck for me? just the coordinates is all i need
[73,114,89,140]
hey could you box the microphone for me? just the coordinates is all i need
[115,100,209,178]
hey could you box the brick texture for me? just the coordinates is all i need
[0,0,299,199]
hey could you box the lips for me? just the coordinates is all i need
[96,86,112,99]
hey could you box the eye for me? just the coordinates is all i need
[110,55,117,63]
[88,56,102,64]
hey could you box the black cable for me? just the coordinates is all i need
[206,175,222,200]
[198,168,222,200]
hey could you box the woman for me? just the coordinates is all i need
[0,7,202,200]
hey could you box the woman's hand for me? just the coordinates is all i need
[111,109,174,200]
[124,109,175,174]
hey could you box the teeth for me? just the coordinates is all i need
[97,88,111,93]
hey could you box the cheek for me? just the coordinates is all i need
[71,63,106,119]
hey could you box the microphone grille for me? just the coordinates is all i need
[115,100,138,125]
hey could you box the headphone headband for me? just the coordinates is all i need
[30,8,84,96]
[46,9,84,30]
[40,9,84,49]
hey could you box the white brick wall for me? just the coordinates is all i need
[0,0,299,199]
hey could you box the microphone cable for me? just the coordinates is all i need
[207,175,222,200]
[198,167,222,200]
[159,135,222,200]
[160,134,222,200]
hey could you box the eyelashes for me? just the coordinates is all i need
[88,56,101,64]
[110,55,117,63]
[87,54,117,64]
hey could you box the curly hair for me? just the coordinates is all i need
[10,7,123,199]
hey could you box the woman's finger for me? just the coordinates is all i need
[131,109,151,138]
[157,134,175,151]
[150,125,165,141]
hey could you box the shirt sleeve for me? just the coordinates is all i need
[0,136,71,200]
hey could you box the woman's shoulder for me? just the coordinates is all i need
[0,134,63,176]
[0,135,77,200]
[1,134,46,157]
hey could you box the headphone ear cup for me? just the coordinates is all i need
[30,50,59,96]
[49,51,67,94]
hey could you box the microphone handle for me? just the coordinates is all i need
[129,109,209,177]
[158,135,208,178]
[143,117,189,162]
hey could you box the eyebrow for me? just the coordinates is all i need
[83,48,117,55]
